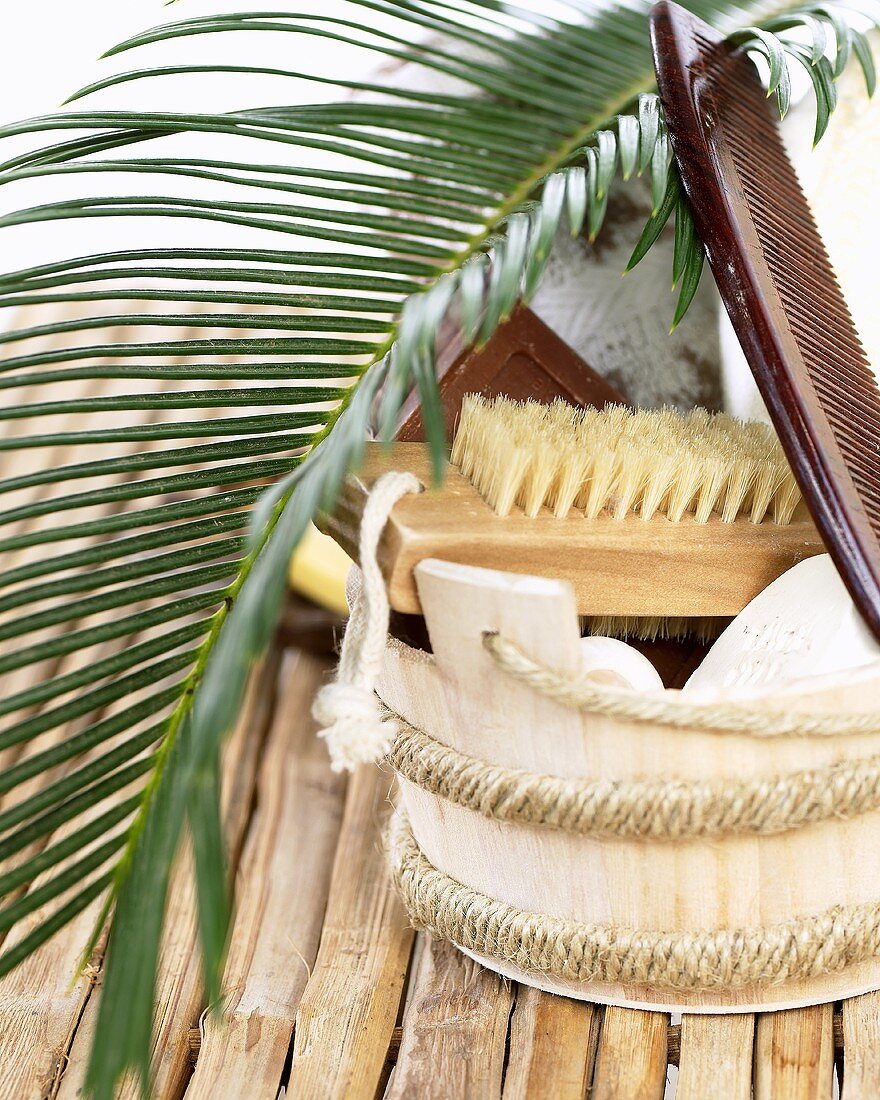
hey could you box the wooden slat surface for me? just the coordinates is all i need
[285,762,414,1099]
[187,650,346,1098]
[0,598,861,1100]
[677,1014,754,1100]
[386,937,512,1099]
[842,991,880,1098]
[54,652,283,1100]
[503,985,599,1100]
[591,1007,669,1100]
[755,1006,835,1100]
[0,311,866,1099]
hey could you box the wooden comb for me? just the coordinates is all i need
[651,0,880,640]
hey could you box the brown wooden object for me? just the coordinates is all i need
[395,306,622,442]
[652,0,880,640]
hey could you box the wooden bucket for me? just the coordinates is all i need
[379,557,880,1013]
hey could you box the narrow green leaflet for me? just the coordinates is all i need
[0,2,872,1098]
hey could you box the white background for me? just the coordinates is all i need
[0,2,397,274]
[0,2,366,123]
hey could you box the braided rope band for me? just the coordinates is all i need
[484,633,880,738]
[389,811,880,990]
[387,719,880,839]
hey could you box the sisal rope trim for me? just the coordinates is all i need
[387,718,880,838]
[389,811,880,990]
[484,632,880,738]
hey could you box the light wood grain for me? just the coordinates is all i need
[842,992,880,1099]
[677,1014,754,1099]
[285,763,415,1099]
[186,650,346,1098]
[381,557,880,1011]
[54,653,283,1100]
[754,1006,835,1099]
[591,1007,668,1100]
[320,443,824,616]
[502,987,599,1100]
[386,936,513,1100]
[0,817,116,1098]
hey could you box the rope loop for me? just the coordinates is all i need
[483,632,880,738]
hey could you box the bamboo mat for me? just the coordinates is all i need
[4,634,874,1099]
[0,309,878,1098]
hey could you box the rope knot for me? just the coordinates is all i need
[311,469,421,771]
[314,682,400,773]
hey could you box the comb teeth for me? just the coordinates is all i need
[653,1,880,638]
[450,394,801,524]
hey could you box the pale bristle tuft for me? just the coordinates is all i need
[584,615,731,642]
[453,395,801,525]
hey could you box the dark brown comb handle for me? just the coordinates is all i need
[651,0,880,640]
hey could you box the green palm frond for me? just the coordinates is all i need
[628,1,878,323]
[0,2,874,1096]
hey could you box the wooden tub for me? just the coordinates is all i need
[379,558,880,1013]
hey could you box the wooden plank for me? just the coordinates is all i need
[754,1005,835,1100]
[185,650,346,1098]
[0,310,330,1095]
[286,763,415,1100]
[0,651,181,1095]
[591,1007,668,1100]
[842,992,880,1099]
[53,652,284,1100]
[677,1014,753,1100]
[0,794,128,1096]
[385,936,513,1100]
[502,986,598,1100]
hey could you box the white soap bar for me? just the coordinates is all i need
[579,636,664,692]
[684,554,880,694]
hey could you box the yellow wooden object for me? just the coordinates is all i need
[288,523,353,616]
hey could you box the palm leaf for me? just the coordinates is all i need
[0,2,873,1096]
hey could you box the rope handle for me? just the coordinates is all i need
[312,470,421,771]
[483,632,880,738]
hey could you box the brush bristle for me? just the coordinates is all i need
[583,615,730,643]
[451,395,802,524]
